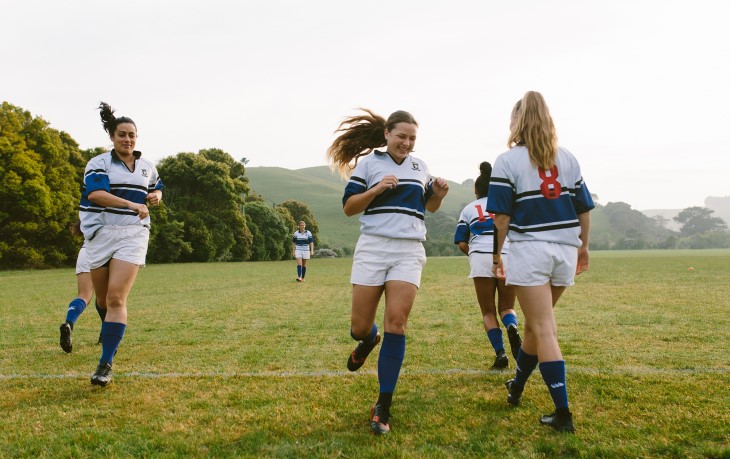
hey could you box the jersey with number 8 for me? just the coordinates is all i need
[487,145,594,247]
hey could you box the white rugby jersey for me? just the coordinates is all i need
[487,146,594,247]
[292,230,314,249]
[342,150,434,241]
[454,197,509,255]
[79,150,163,240]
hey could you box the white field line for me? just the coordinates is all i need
[0,367,727,380]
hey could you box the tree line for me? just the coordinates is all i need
[2,101,727,269]
[0,102,319,269]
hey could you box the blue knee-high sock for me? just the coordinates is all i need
[501,313,518,328]
[301,266,307,278]
[100,322,126,365]
[65,298,87,327]
[95,301,107,323]
[378,332,406,394]
[351,323,378,345]
[486,327,505,353]
[539,360,569,410]
[511,348,538,392]
[297,265,302,278]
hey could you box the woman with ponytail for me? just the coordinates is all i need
[488,91,594,433]
[79,102,164,387]
[327,109,449,435]
[454,161,521,369]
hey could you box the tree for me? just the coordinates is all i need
[156,149,253,262]
[279,200,320,243]
[0,102,85,268]
[244,201,289,261]
[674,206,728,237]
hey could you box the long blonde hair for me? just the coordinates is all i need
[508,91,558,169]
[327,109,418,178]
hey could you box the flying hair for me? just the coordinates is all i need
[508,91,558,170]
[327,109,417,178]
[98,101,136,136]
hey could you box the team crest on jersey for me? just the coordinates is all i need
[141,169,148,177]
[411,161,420,171]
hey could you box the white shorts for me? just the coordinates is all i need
[468,252,506,279]
[86,225,150,270]
[350,234,427,288]
[506,241,577,287]
[75,247,90,275]
[295,249,311,260]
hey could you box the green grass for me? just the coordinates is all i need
[1,250,729,458]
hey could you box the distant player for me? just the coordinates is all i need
[292,221,314,282]
[454,161,521,369]
[489,91,594,433]
[327,109,449,435]
[79,102,164,387]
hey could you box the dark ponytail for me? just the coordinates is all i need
[475,161,492,198]
[327,108,417,178]
[98,101,136,136]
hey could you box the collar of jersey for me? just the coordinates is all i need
[111,149,142,162]
[374,149,408,166]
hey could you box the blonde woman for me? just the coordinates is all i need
[488,91,594,433]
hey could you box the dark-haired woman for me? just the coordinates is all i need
[327,109,449,435]
[79,102,163,387]
[454,162,521,369]
[489,91,594,433]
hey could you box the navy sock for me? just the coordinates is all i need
[539,360,569,410]
[378,332,406,393]
[297,265,302,278]
[486,327,505,353]
[64,298,87,327]
[351,323,378,345]
[501,313,518,328]
[301,266,307,278]
[95,301,107,323]
[100,322,126,365]
[511,348,538,392]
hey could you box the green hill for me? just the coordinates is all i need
[246,166,475,250]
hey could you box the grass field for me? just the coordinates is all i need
[1,250,728,458]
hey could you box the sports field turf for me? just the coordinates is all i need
[1,250,728,457]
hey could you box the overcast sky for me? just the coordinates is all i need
[2,0,728,210]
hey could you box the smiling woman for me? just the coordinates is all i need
[76,102,165,388]
[326,109,449,435]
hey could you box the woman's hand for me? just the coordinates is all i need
[146,191,162,206]
[129,202,150,220]
[432,177,449,198]
[576,247,589,275]
[492,256,506,280]
[376,175,399,194]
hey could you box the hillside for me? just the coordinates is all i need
[246,166,475,249]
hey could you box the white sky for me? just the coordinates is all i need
[2,0,728,210]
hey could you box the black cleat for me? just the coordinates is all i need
[91,362,113,387]
[491,349,509,369]
[370,404,391,435]
[60,322,73,353]
[506,324,522,360]
[505,379,522,406]
[347,333,381,372]
[540,409,575,433]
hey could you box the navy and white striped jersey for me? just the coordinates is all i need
[487,146,594,248]
[79,150,163,240]
[454,197,509,255]
[342,150,434,241]
[292,230,314,249]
